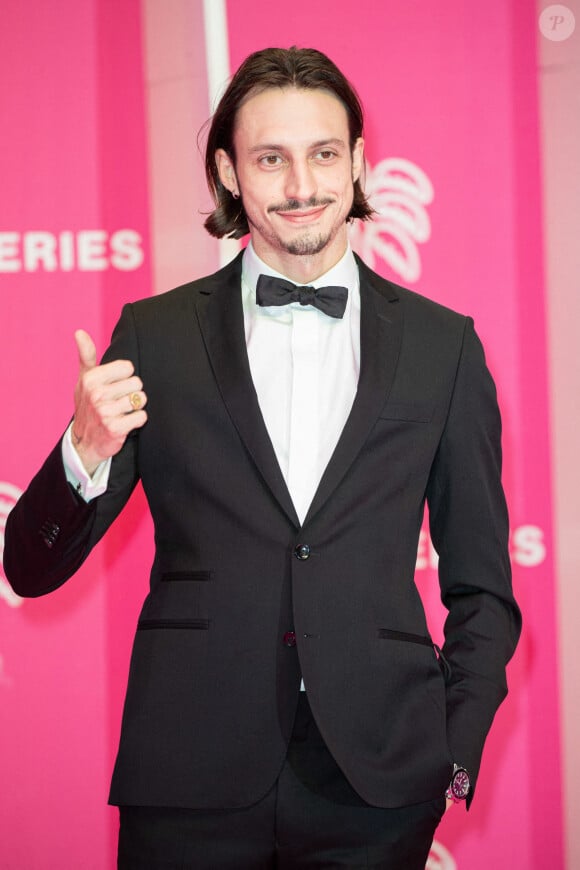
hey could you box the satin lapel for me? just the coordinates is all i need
[304,258,403,525]
[194,253,300,527]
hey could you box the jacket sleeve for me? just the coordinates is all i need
[426,318,522,804]
[3,304,142,597]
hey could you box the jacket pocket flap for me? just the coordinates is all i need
[161,570,212,582]
[378,402,433,422]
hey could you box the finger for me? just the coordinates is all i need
[80,361,137,395]
[94,390,148,420]
[129,409,148,430]
[108,375,144,401]
[86,373,142,401]
[88,404,148,442]
[114,408,148,436]
[75,329,97,374]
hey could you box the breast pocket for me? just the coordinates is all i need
[378,401,434,423]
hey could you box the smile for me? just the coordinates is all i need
[274,205,328,224]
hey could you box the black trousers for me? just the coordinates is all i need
[118,695,446,869]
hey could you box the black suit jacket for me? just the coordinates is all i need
[4,252,521,810]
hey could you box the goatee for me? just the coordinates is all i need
[283,233,330,256]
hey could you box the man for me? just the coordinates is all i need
[4,47,521,869]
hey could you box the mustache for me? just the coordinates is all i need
[267,197,334,214]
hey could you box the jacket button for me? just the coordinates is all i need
[294,544,311,561]
[283,631,297,647]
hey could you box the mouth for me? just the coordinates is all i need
[268,197,334,226]
[274,205,328,224]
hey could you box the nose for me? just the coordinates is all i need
[285,158,317,203]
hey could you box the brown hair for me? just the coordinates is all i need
[202,46,374,239]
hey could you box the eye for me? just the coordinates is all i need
[315,149,338,162]
[259,154,283,167]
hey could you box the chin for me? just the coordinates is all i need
[283,236,329,257]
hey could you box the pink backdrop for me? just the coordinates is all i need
[1,1,570,867]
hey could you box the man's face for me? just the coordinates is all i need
[216,86,364,279]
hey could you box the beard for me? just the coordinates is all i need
[283,231,331,256]
[246,213,337,258]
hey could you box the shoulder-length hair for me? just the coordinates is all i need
[202,46,374,239]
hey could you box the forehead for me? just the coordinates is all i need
[233,86,350,149]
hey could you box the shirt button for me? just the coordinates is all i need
[294,544,311,561]
[283,631,297,648]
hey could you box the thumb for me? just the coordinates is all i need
[75,329,98,373]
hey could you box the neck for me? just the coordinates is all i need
[251,236,349,284]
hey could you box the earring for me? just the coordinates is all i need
[232,190,240,200]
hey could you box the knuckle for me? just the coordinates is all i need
[79,370,92,391]
[89,386,105,405]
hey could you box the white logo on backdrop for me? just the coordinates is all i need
[427,839,457,870]
[0,482,24,609]
[0,229,144,273]
[349,157,434,284]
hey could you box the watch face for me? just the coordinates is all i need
[452,768,470,800]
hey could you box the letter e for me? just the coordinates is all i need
[0,233,21,272]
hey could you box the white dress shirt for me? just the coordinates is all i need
[64,241,361,525]
[241,242,360,523]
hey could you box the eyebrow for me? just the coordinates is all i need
[247,138,347,154]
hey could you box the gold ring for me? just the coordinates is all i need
[129,392,142,411]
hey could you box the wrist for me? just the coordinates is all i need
[445,764,471,803]
[70,426,102,478]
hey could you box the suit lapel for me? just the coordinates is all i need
[304,257,403,525]
[194,253,300,527]
[194,252,402,530]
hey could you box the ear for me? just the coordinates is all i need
[215,148,239,195]
[351,138,364,184]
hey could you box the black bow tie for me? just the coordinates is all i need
[255,274,348,319]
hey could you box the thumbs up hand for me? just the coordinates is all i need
[71,330,148,475]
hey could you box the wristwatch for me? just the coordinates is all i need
[445,764,471,803]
